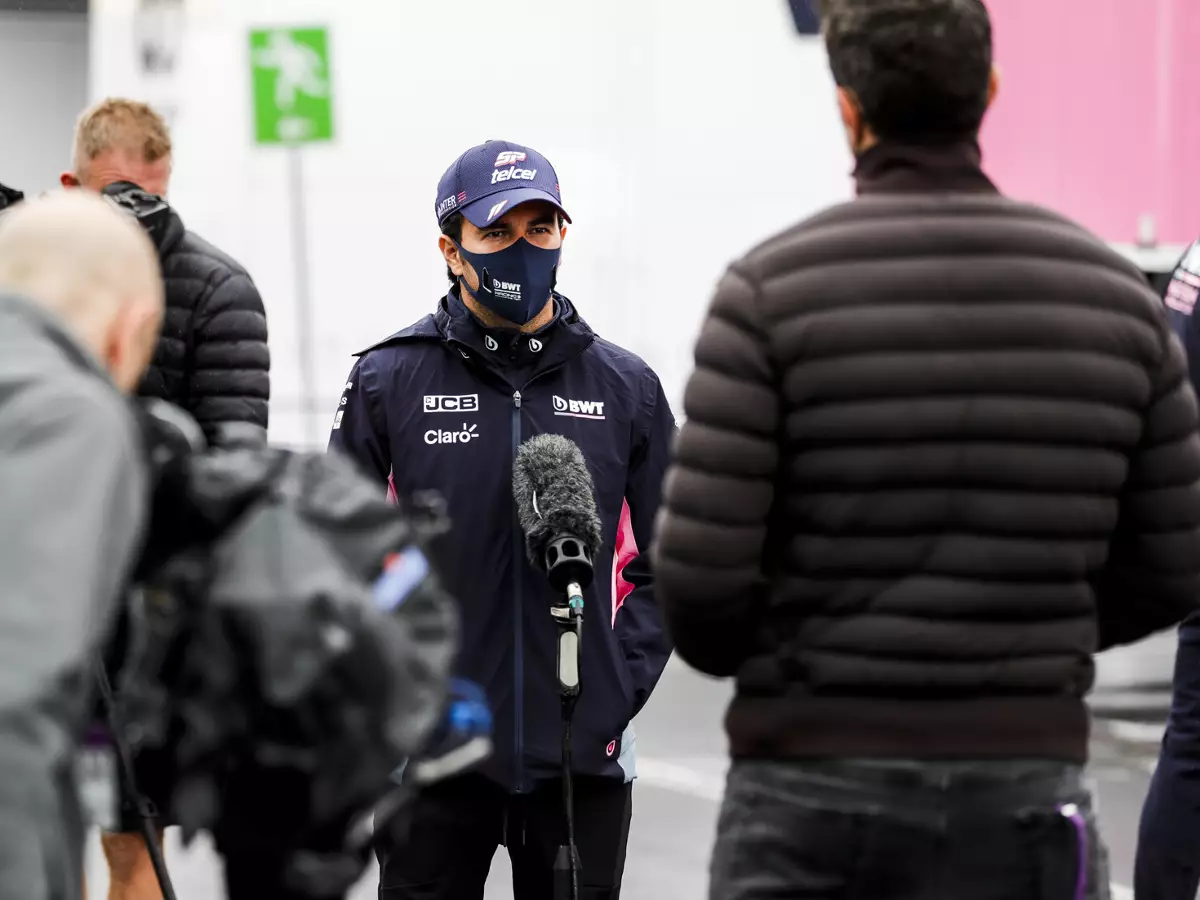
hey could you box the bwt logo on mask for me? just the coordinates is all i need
[493,280,521,302]
[491,166,537,185]
[553,395,606,420]
[425,423,481,445]
[424,394,479,413]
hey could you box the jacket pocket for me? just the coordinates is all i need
[571,625,636,773]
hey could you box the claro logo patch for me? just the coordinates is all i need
[425,423,480,445]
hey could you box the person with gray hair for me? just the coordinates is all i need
[0,190,163,900]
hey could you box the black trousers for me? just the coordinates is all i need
[1136,619,1200,900]
[376,773,632,900]
[709,759,1110,900]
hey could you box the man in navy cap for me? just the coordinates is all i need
[329,140,676,899]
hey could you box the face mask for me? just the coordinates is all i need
[456,238,560,326]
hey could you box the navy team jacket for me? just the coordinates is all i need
[329,289,676,793]
[1164,239,1200,400]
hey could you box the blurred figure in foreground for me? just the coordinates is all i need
[0,191,163,899]
[653,1,1200,898]
[62,97,269,900]
[1135,239,1200,900]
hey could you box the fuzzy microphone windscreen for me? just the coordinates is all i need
[512,433,603,571]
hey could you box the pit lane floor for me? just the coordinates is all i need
[85,655,1171,899]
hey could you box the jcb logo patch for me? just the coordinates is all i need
[424,394,479,413]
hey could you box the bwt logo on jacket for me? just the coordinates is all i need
[424,393,479,413]
[425,422,480,445]
[553,395,605,419]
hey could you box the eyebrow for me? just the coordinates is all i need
[483,214,556,233]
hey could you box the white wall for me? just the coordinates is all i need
[0,10,88,195]
[90,0,852,448]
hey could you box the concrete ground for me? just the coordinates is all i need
[84,637,1181,899]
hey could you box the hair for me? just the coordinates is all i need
[72,97,173,177]
[440,213,464,285]
[818,0,993,144]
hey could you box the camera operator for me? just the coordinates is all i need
[60,97,270,900]
[62,97,270,448]
[0,191,163,900]
[329,140,676,900]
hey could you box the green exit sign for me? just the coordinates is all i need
[249,26,335,145]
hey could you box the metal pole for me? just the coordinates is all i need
[286,145,319,449]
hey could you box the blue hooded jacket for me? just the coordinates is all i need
[1164,239,1200,401]
[328,290,675,792]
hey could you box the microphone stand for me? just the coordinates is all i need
[544,535,592,900]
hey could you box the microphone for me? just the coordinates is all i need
[512,433,603,604]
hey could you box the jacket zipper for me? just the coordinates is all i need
[511,388,525,793]
[461,343,590,794]
[507,361,587,793]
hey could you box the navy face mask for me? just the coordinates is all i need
[456,238,560,326]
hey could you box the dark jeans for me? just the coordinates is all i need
[376,773,632,900]
[710,759,1109,900]
[1137,619,1200,900]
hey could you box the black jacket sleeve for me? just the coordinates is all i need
[652,265,779,677]
[1095,317,1200,649]
[188,271,270,446]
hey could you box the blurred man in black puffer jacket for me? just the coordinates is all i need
[63,98,270,449]
[61,97,269,900]
[653,2,1200,898]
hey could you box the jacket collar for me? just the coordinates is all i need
[158,204,186,256]
[854,139,998,196]
[435,286,594,376]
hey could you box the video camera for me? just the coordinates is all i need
[92,400,491,900]
[100,180,174,250]
[0,181,23,212]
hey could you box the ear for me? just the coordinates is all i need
[60,172,80,189]
[105,297,162,392]
[836,87,861,135]
[439,234,465,278]
[986,63,1001,109]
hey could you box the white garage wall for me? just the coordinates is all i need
[0,9,89,195]
[90,0,853,449]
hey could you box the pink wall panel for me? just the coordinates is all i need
[980,0,1200,244]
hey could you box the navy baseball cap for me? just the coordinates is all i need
[434,140,571,229]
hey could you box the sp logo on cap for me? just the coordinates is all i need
[495,150,527,167]
[606,739,617,758]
